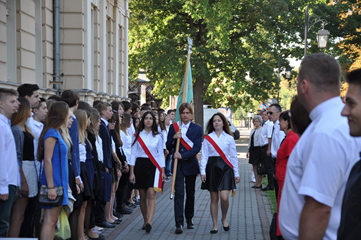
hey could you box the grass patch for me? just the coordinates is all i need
[262,176,278,214]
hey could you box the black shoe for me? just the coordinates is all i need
[126,202,137,208]
[95,221,115,228]
[186,219,194,229]
[261,186,274,191]
[114,219,122,224]
[223,225,230,231]
[119,207,133,214]
[145,223,152,233]
[88,234,105,240]
[175,225,183,234]
[210,229,218,234]
[113,211,123,218]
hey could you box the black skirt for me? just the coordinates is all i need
[249,146,262,165]
[80,162,93,202]
[201,156,236,192]
[68,161,81,207]
[134,158,156,190]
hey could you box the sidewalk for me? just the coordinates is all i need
[102,132,273,240]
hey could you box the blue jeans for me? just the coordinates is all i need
[0,185,17,237]
[166,154,172,176]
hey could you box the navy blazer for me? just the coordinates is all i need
[69,116,80,177]
[99,120,113,169]
[166,122,202,176]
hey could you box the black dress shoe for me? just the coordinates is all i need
[210,229,218,234]
[261,186,274,191]
[95,221,115,228]
[186,219,194,229]
[145,223,152,233]
[175,225,183,234]
[113,211,123,218]
[119,207,133,214]
[223,225,230,231]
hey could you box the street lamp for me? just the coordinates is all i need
[304,5,330,56]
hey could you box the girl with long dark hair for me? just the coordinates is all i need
[129,111,166,233]
[200,113,240,234]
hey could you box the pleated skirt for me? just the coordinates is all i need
[201,156,236,192]
[134,157,156,190]
[22,161,39,197]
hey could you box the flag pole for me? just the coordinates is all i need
[170,38,192,199]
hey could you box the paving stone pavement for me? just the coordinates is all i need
[102,129,273,240]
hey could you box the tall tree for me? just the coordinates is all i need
[128,0,329,127]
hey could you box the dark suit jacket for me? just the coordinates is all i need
[166,122,202,176]
[99,120,113,169]
[69,116,80,177]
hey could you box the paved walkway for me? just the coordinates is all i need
[102,128,273,240]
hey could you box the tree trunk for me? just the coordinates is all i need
[193,77,204,133]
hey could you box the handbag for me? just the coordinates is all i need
[39,140,64,207]
[257,155,268,175]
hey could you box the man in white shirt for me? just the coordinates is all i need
[263,104,285,197]
[279,53,360,240]
[0,88,20,237]
[259,110,274,190]
[337,68,361,239]
[17,84,40,109]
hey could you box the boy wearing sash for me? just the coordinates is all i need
[129,111,166,233]
[166,103,202,234]
[200,113,240,234]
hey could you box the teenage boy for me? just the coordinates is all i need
[0,88,20,237]
[17,84,40,109]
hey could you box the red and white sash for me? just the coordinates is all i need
[205,134,236,197]
[173,122,197,159]
[135,134,163,193]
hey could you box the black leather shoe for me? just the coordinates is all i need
[186,219,194,229]
[223,225,230,231]
[95,221,115,228]
[210,229,218,234]
[89,234,105,240]
[145,223,152,233]
[119,207,133,214]
[175,225,183,234]
[261,186,274,191]
[113,211,123,218]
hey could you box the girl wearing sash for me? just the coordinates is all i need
[129,111,166,233]
[200,113,240,234]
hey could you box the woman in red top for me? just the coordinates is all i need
[276,96,311,237]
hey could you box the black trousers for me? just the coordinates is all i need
[19,195,39,237]
[116,171,129,210]
[261,145,274,188]
[174,165,197,227]
[272,157,279,200]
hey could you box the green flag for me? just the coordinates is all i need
[175,59,193,122]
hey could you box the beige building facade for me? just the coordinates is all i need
[0,0,129,103]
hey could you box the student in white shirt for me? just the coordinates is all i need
[0,88,20,237]
[259,110,274,189]
[200,113,240,234]
[129,111,166,233]
[279,53,361,240]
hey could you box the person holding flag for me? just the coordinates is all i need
[129,111,166,233]
[200,113,240,234]
[166,103,202,234]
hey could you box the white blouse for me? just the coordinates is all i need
[120,129,132,162]
[95,136,103,163]
[200,131,239,177]
[130,130,165,168]
[79,143,86,163]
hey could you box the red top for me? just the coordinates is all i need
[276,130,299,236]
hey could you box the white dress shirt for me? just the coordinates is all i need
[181,121,191,138]
[259,120,273,146]
[279,97,361,240]
[130,130,165,168]
[270,120,285,158]
[79,143,86,163]
[0,114,21,194]
[27,117,44,161]
[95,136,104,163]
[128,119,135,136]
[120,129,132,162]
[248,127,262,148]
[200,131,239,177]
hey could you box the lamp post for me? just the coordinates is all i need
[304,5,330,57]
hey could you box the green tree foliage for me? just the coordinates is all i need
[129,0,356,127]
